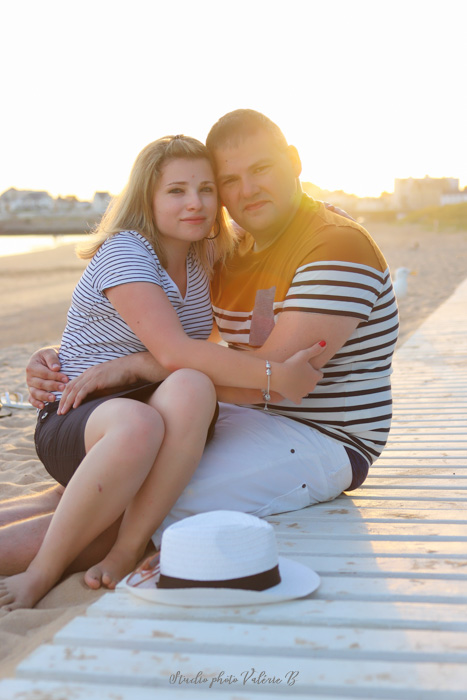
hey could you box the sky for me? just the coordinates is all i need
[1,0,466,200]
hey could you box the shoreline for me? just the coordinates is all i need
[0,229,88,236]
[0,215,97,236]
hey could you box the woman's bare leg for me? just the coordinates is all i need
[85,369,216,589]
[0,398,164,610]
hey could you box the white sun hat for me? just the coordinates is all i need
[119,510,320,607]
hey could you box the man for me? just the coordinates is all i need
[8,109,398,571]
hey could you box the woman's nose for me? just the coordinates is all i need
[186,192,203,210]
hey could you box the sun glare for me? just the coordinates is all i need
[1,1,466,200]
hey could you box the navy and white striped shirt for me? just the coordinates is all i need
[56,231,213,397]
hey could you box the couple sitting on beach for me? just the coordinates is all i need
[0,109,398,611]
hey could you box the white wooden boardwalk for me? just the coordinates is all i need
[1,279,467,700]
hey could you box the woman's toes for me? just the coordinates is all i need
[101,572,118,589]
[84,566,104,590]
[0,592,14,608]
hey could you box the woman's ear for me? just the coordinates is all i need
[287,145,302,178]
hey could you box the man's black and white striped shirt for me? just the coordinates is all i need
[211,196,399,473]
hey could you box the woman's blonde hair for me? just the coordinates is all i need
[77,135,236,276]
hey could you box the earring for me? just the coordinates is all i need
[205,219,221,240]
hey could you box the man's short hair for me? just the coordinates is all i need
[206,109,289,154]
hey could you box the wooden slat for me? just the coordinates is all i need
[0,679,303,700]
[52,616,467,663]
[15,645,467,698]
[86,589,467,630]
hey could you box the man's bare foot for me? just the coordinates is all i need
[0,567,54,611]
[84,546,144,591]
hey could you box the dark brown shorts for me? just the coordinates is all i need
[34,382,218,487]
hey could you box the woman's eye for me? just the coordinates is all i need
[201,186,214,193]
[168,188,183,194]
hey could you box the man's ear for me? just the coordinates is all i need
[287,145,302,177]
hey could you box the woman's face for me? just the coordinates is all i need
[153,158,218,244]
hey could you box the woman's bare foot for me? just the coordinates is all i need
[84,545,146,591]
[0,566,55,611]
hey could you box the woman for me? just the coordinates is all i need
[0,135,323,610]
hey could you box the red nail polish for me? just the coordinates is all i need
[319,340,326,347]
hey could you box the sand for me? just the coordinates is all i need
[0,223,466,679]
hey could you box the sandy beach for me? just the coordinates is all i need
[1,223,467,679]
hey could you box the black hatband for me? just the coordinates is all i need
[158,565,281,591]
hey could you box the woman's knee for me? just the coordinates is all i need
[125,403,165,443]
[86,398,165,452]
[156,370,216,407]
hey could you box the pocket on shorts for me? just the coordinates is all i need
[251,483,312,519]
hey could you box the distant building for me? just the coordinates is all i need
[92,191,112,213]
[0,188,114,222]
[54,195,81,213]
[440,190,467,206]
[301,183,393,216]
[394,176,459,211]
[0,187,54,215]
[354,192,394,214]
[301,183,359,214]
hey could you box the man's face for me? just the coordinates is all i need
[213,131,301,240]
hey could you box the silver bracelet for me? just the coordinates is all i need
[262,360,271,411]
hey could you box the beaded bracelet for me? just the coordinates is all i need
[262,360,272,411]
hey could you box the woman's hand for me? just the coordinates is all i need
[57,363,123,414]
[26,347,69,409]
[56,357,139,414]
[57,353,170,415]
[272,341,326,404]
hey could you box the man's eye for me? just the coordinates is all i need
[255,165,269,174]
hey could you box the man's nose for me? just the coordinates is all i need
[241,177,260,199]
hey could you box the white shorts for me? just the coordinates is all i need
[152,403,352,546]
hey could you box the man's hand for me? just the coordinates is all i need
[26,347,69,409]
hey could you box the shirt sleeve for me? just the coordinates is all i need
[91,232,163,294]
[283,261,387,322]
[282,221,388,321]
